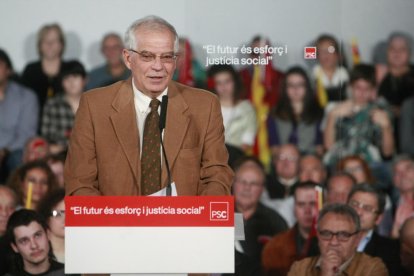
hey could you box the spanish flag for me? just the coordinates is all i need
[352,38,361,66]
[252,64,271,170]
[316,70,328,108]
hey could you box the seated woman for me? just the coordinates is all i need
[267,66,324,156]
[337,155,376,184]
[208,64,257,155]
[311,34,349,108]
[7,160,58,210]
[38,188,65,263]
[324,64,394,168]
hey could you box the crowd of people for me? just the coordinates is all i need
[0,20,414,276]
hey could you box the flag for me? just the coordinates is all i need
[178,39,194,86]
[252,64,271,170]
[316,70,328,108]
[25,181,33,209]
[352,38,361,66]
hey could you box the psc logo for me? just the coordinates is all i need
[210,202,229,221]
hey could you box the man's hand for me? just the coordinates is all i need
[320,249,341,276]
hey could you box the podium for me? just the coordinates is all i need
[65,196,235,274]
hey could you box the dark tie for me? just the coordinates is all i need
[141,99,161,195]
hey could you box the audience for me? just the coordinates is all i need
[400,217,414,275]
[233,158,287,274]
[268,67,324,156]
[173,38,206,88]
[0,186,17,275]
[324,64,394,167]
[262,182,320,276]
[208,64,257,154]
[1,23,413,275]
[325,172,356,205]
[391,156,414,238]
[21,24,73,119]
[45,153,66,188]
[400,95,414,156]
[38,189,65,264]
[0,49,39,182]
[348,184,404,275]
[311,34,349,108]
[7,160,58,210]
[86,32,130,90]
[41,61,86,154]
[299,154,327,185]
[5,209,64,276]
[22,137,50,164]
[337,155,375,185]
[261,144,301,226]
[288,204,388,276]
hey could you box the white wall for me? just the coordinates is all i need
[1,0,413,73]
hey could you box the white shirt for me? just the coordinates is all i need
[357,229,374,252]
[132,80,167,158]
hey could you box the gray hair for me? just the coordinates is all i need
[317,203,361,232]
[387,31,412,54]
[124,15,179,53]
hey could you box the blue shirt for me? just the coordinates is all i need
[0,81,39,151]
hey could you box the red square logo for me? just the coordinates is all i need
[210,202,229,221]
[304,47,317,59]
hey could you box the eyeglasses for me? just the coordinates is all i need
[318,230,358,242]
[128,49,178,64]
[51,210,65,218]
[349,200,378,214]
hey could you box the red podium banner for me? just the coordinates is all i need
[65,196,235,274]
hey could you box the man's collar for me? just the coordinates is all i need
[132,79,168,113]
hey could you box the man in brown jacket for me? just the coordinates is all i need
[288,204,388,276]
[64,15,233,196]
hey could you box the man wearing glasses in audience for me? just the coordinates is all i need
[65,15,232,196]
[348,184,405,275]
[288,204,388,276]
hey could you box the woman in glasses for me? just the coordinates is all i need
[38,188,65,263]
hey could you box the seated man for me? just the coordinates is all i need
[325,172,356,205]
[348,184,404,275]
[299,154,327,185]
[0,49,38,182]
[5,209,64,276]
[400,217,414,275]
[262,182,320,276]
[233,158,287,275]
[288,204,388,276]
[86,32,130,89]
[261,144,300,226]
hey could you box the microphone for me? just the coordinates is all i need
[159,95,172,196]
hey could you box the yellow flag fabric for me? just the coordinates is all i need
[316,71,328,108]
[252,65,271,170]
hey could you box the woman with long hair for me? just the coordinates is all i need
[268,66,324,156]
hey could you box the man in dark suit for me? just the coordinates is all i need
[64,15,233,196]
[348,184,405,275]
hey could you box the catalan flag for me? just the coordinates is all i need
[316,70,328,108]
[352,38,361,66]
